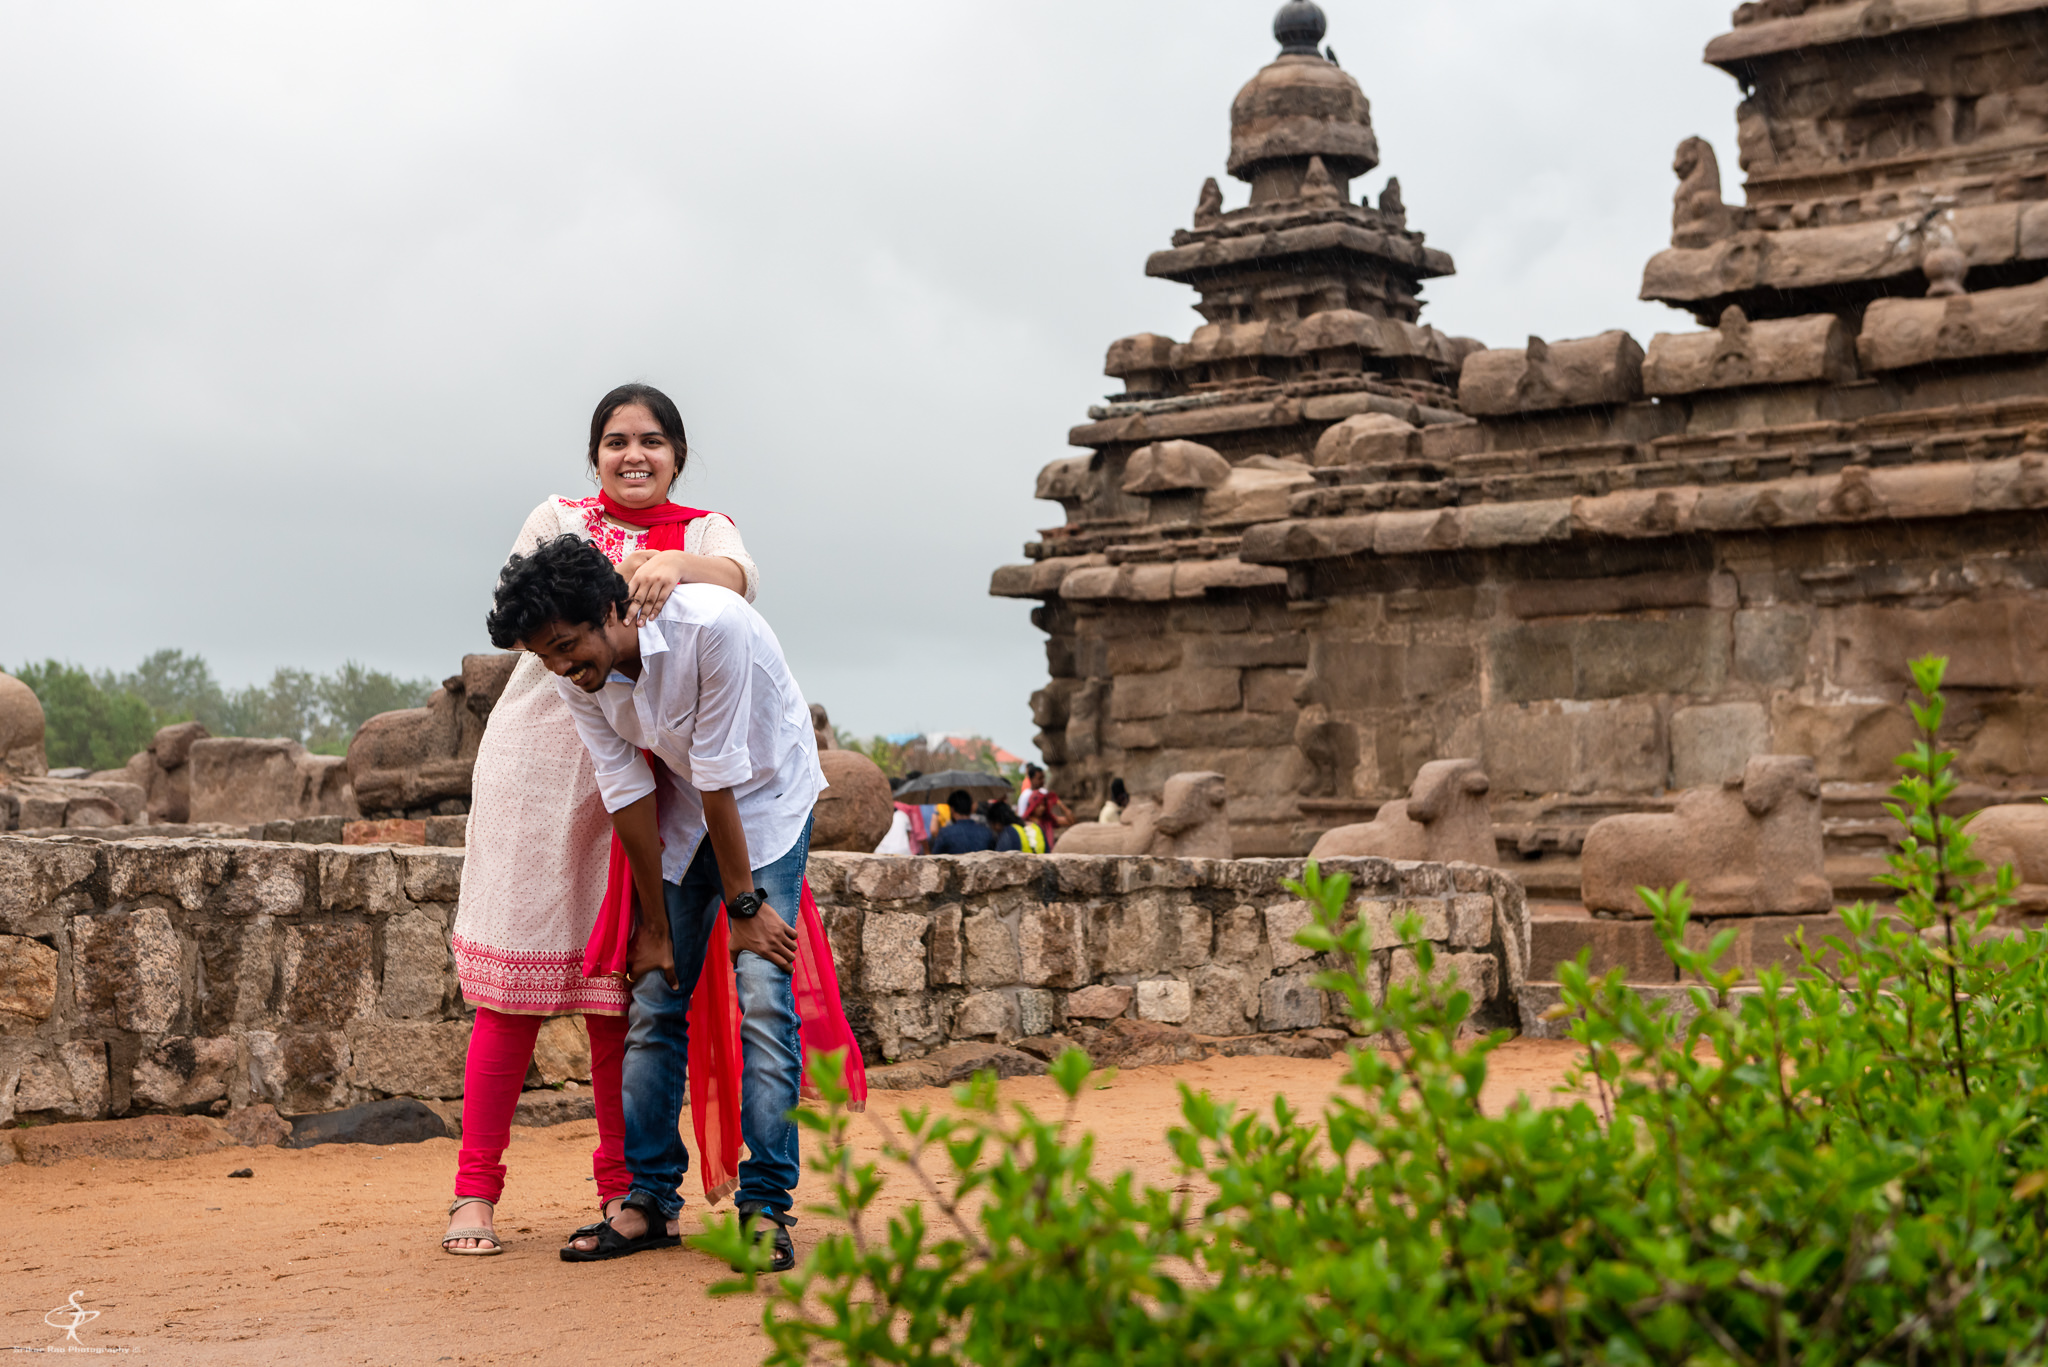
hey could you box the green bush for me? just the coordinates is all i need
[701,654,2048,1364]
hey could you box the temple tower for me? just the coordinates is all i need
[996,0,2048,877]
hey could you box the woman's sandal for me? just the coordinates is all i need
[442,1197,503,1256]
[559,1194,680,1262]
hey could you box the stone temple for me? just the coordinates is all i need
[994,0,2048,905]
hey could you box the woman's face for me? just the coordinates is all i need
[595,403,677,509]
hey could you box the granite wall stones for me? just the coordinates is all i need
[808,850,1528,1062]
[0,834,1527,1131]
[0,835,466,1126]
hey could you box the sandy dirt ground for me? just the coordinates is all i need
[0,1039,1583,1366]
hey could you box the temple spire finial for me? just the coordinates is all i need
[1273,1,1327,56]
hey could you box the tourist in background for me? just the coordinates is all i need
[984,799,1043,853]
[1018,763,1071,848]
[927,788,996,854]
[441,383,757,1256]
[1098,777,1128,824]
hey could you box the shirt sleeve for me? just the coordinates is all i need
[685,599,761,792]
[557,676,656,812]
[689,513,760,604]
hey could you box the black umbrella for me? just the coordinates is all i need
[891,769,1013,805]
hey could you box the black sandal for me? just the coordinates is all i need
[558,1195,680,1262]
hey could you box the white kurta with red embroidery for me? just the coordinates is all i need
[452,496,758,1016]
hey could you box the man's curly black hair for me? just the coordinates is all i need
[486,534,629,649]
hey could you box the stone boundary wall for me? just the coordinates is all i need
[0,835,1529,1129]
[803,851,1531,1060]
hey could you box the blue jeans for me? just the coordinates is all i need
[622,815,811,1220]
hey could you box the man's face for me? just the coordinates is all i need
[521,617,626,692]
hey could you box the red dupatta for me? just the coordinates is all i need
[582,493,869,1205]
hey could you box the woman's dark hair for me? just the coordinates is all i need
[486,535,630,649]
[1110,777,1129,806]
[984,800,1018,827]
[588,383,688,487]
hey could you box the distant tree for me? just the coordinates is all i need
[17,653,443,765]
[317,661,436,745]
[101,649,227,729]
[12,660,159,771]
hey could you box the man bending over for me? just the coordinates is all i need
[487,534,825,1269]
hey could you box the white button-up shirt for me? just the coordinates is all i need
[557,584,827,880]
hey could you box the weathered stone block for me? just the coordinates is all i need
[346,1019,469,1098]
[1106,637,1183,674]
[1529,912,1675,981]
[955,853,1038,894]
[1019,902,1089,988]
[1017,988,1056,1038]
[72,906,183,1033]
[216,844,310,916]
[105,840,230,911]
[1263,900,1317,968]
[860,912,928,994]
[927,906,964,987]
[317,848,403,915]
[1212,904,1267,967]
[1136,978,1191,1024]
[255,1030,352,1113]
[1390,948,1500,1002]
[194,920,276,1034]
[533,1014,592,1084]
[1770,700,1914,784]
[0,839,99,930]
[1357,896,1448,946]
[14,1053,78,1114]
[397,848,464,904]
[279,923,375,1027]
[869,993,945,1062]
[1489,626,1575,702]
[964,911,1021,987]
[1671,702,1770,788]
[130,1035,240,1111]
[1064,983,1133,1019]
[1579,613,1726,699]
[850,857,949,902]
[379,908,452,1019]
[0,934,58,1021]
[1259,972,1324,1031]
[1109,674,1173,721]
[1448,894,1495,948]
[1733,608,1811,686]
[1572,701,1666,794]
[1169,668,1242,713]
[1184,963,1255,1036]
[953,991,1018,1041]
[60,1040,107,1119]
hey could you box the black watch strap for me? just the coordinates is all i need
[728,888,769,920]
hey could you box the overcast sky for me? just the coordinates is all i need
[0,0,1743,757]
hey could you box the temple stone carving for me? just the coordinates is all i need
[991,0,2048,921]
[1581,756,1831,918]
[1309,758,1495,866]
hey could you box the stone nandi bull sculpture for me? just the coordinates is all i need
[1581,754,1830,916]
[1052,771,1231,859]
[1308,758,1497,866]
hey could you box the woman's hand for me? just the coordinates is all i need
[621,549,690,626]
